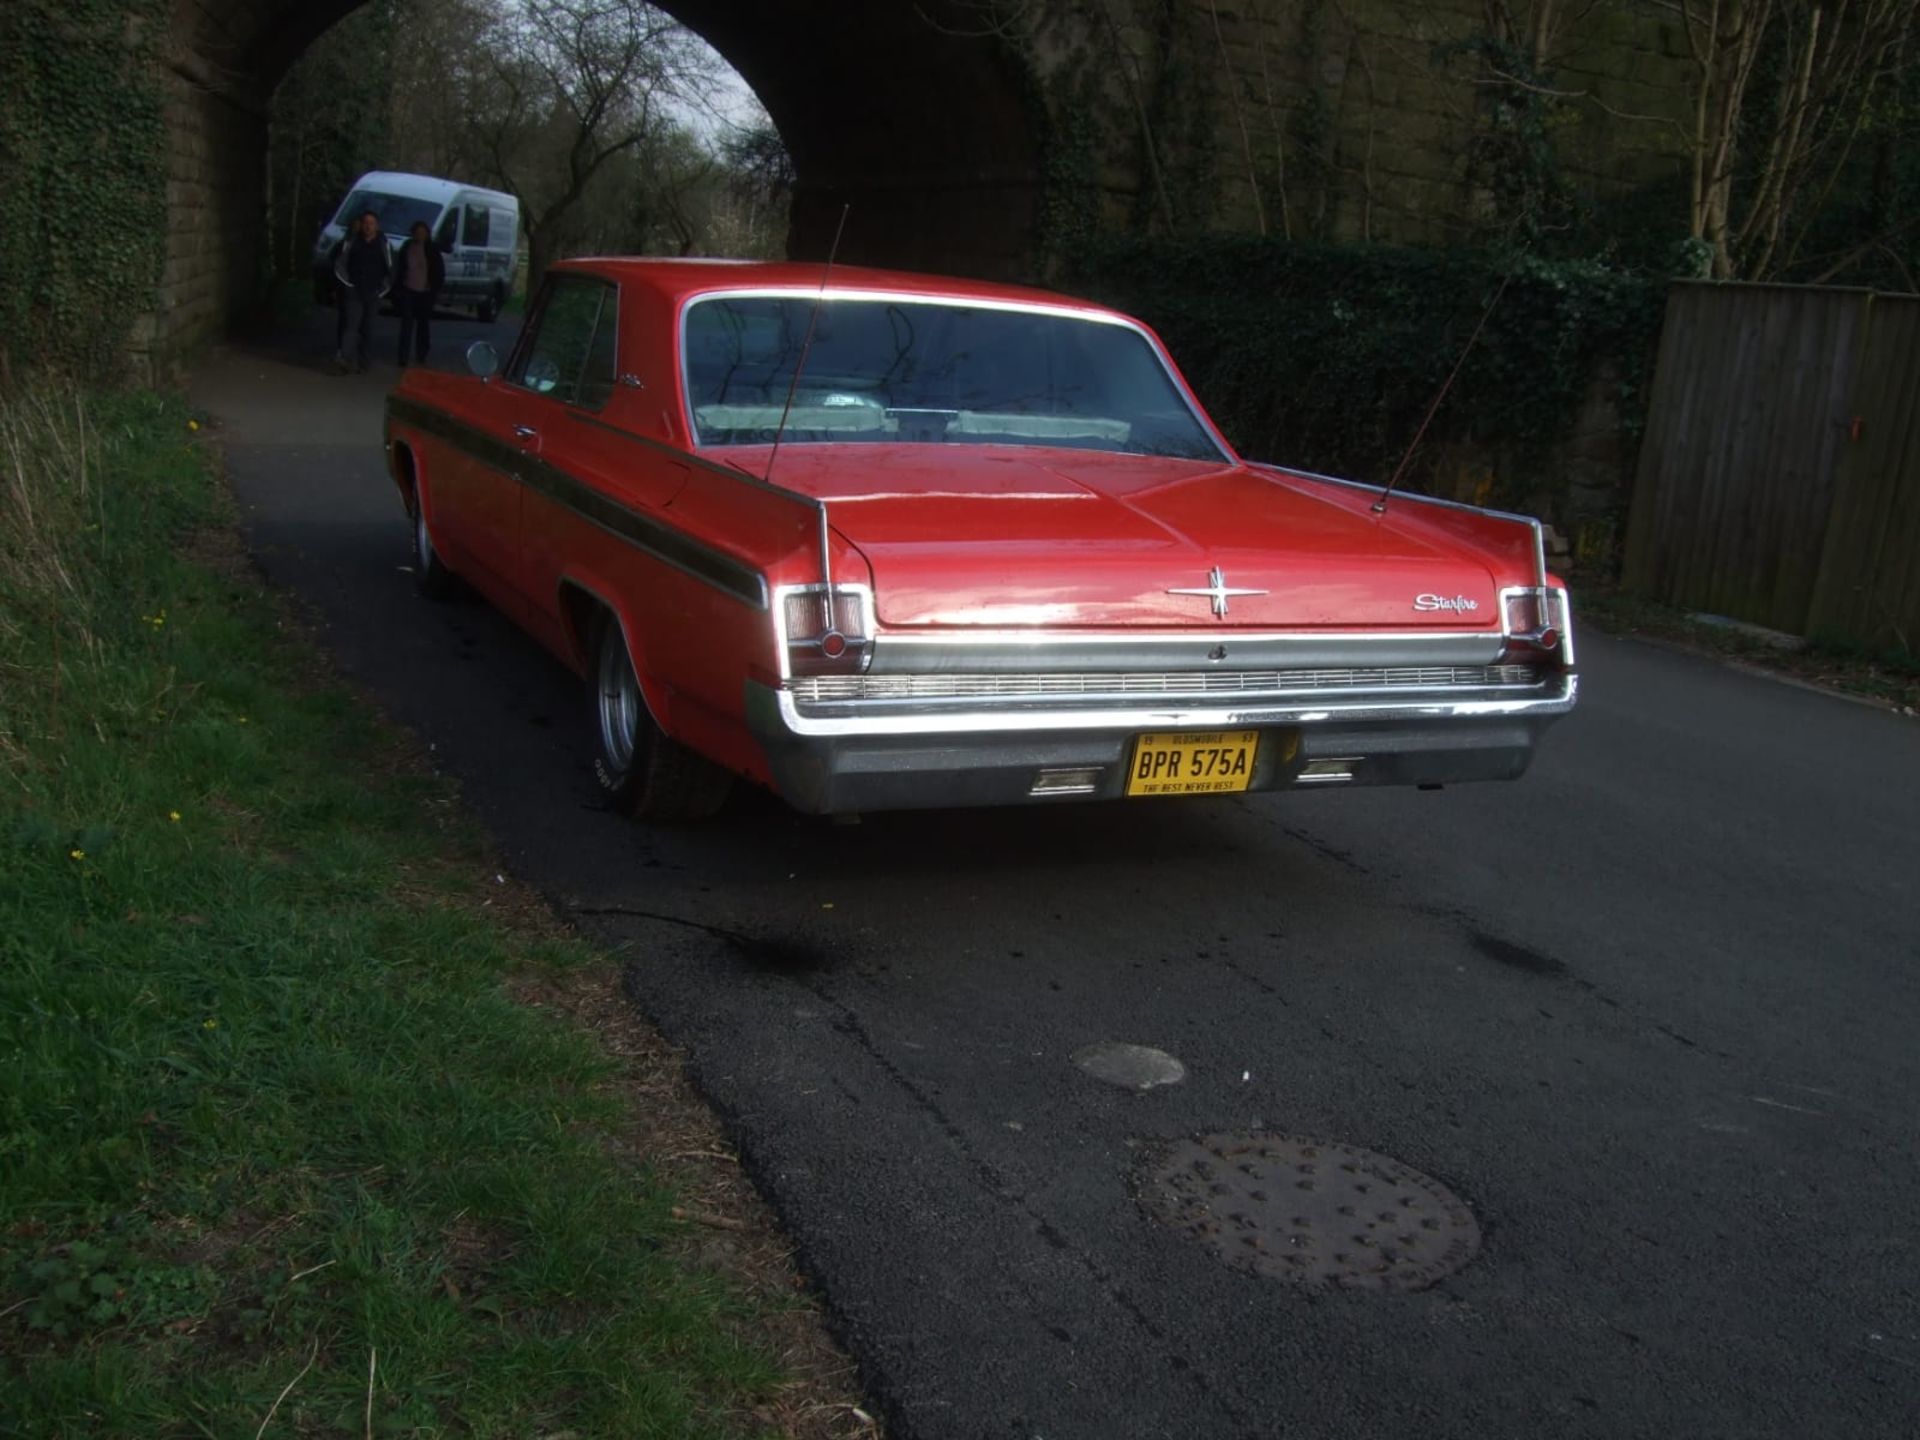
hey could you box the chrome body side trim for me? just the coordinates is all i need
[789,664,1545,705]
[864,630,1510,673]
[387,394,769,608]
[762,670,1576,739]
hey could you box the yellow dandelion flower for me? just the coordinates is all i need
[202,1018,217,1030]
[168,811,182,823]
[237,716,249,725]
[187,420,200,432]
[70,848,85,861]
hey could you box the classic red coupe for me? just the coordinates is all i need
[385,259,1576,818]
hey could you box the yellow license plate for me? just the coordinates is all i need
[1126,730,1260,797]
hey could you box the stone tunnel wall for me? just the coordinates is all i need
[1079,0,1695,249]
[139,0,1698,380]
[142,65,269,382]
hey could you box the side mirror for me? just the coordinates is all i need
[466,341,500,379]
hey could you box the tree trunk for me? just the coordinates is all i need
[526,225,557,297]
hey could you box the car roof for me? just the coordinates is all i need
[352,172,516,208]
[549,257,1117,314]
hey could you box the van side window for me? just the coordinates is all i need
[433,209,457,251]
[509,277,615,409]
[463,204,491,248]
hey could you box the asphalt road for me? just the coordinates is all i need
[193,313,1919,1440]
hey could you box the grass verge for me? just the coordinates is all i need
[0,387,853,1437]
[1575,587,1920,714]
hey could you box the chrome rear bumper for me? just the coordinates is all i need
[743,670,1578,814]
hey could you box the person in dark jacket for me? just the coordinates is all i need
[394,219,446,367]
[330,210,393,373]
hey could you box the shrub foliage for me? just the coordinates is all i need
[1067,235,1666,510]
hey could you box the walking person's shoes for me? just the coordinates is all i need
[330,354,350,375]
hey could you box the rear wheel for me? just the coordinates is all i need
[411,490,458,599]
[589,615,732,820]
[477,283,504,323]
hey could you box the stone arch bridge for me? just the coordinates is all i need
[157,0,1688,374]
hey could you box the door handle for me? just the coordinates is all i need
[512,425,538,440]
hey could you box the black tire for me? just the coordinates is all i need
[477,284,503,324]
[411,492,459,600]
[589,615,733,820]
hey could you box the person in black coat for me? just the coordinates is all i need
[394,219,447,367]
[330,210,392,373]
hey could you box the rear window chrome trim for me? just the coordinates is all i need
[675,287,1234,463]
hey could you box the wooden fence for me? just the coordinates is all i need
[1623,281,1920,653]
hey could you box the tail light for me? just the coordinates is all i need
[1500,586,1571,664]
[782,585,873,677]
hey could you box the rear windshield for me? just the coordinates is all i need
[335,190,444,235]
[682,295,1224,460]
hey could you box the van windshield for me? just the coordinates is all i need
[336,190,444,235]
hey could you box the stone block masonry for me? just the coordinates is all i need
[141,0,1696,371]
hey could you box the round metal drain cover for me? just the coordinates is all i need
[1140,1132,1480,1290]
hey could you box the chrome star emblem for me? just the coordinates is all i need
[1167,565,1268,619]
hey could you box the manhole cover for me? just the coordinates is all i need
[1139,1132,1480,1290]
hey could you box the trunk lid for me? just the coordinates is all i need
[722,444,1503,629]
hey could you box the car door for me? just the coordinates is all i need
[438,278,593,614]
[488,275,616,614]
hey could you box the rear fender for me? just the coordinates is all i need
[1247,462,1546,589]
[555,573,674,729]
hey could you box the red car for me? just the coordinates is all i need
[385,259,1576,818]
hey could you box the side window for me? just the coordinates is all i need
[576,296,619,409]
[463,203,491,248]
[509,277,614,407]
[433,209,456,252]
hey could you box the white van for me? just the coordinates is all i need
[312,171,520,321]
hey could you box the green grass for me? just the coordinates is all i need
[0,390,784,1436]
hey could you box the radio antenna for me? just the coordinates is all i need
[765,203,850,487]
[1372,265,1515,516]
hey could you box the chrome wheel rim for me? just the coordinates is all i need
[597,629,640,772]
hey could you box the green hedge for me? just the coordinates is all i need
[1066,236,1666,510]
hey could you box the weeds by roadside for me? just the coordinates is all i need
[0,388,851,1436]
[1576,588,1920,714]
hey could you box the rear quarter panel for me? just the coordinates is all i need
[1249,463,1547,590]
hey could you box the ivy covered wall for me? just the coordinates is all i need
[0,0,169,381]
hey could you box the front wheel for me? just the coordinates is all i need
[589,616,732,820]
[477,283,503,323]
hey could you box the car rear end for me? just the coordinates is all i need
[746,568,1575,814]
